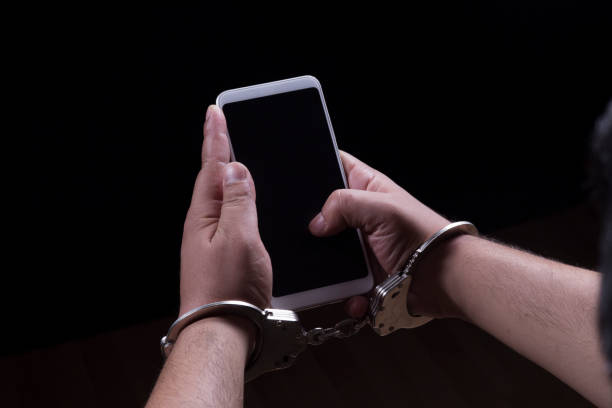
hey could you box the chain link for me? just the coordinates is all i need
[304,317,370,346]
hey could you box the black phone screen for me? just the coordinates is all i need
[223,87,369,297]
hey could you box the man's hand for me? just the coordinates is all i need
[179,105,272,316]
[147,105,271,408]
[310,151,610,406]
[308,151,451,317]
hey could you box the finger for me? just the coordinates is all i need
[345,296,369,318]
[217,162,259,239]
[340,150,401,193]
[186,106,231,236]
[202,105,231,166]
[309,189,389,236]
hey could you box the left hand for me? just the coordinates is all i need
[179,105,272,316]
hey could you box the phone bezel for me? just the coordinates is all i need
[216,75,374,310]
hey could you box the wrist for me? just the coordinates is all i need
[179,315,257,358]
[407,234,481,320]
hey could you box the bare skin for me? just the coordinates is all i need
[147,106,611,407]
[310,152,610,407]
[147,105,272,408]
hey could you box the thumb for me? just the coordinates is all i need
[218,162,258,236]
[309,189,388,236]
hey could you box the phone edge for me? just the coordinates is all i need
[214,75,375,311]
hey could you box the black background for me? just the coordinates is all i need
[224,88,369,297]
[8,2,612,352]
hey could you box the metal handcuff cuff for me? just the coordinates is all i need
[161,221,478,382]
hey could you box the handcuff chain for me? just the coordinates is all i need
[305,316,370,346]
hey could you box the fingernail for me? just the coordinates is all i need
[224,163,247,184]
[310,213,326,233]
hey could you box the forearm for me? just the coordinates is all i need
[417,235,610,406]
[146,316,250,408]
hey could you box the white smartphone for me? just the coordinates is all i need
[216,75,374,310]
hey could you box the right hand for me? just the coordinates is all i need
[179,106,272,317]
[308,151,451,318]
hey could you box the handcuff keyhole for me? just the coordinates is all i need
[391,291,400,299]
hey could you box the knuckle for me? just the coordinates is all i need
[184,214,216,234]
[218,220,256,245]
[330,188,351,207]
[366,172,387,191]
[223,182,252,205]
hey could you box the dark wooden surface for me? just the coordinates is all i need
[1,204,600,407]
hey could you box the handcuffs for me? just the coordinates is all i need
[161,221,478,382]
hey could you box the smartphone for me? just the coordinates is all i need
[216,75,374,310]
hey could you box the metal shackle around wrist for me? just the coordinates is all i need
[369,221,479,335]
[160,221,478,382]
[160,300,306,382]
